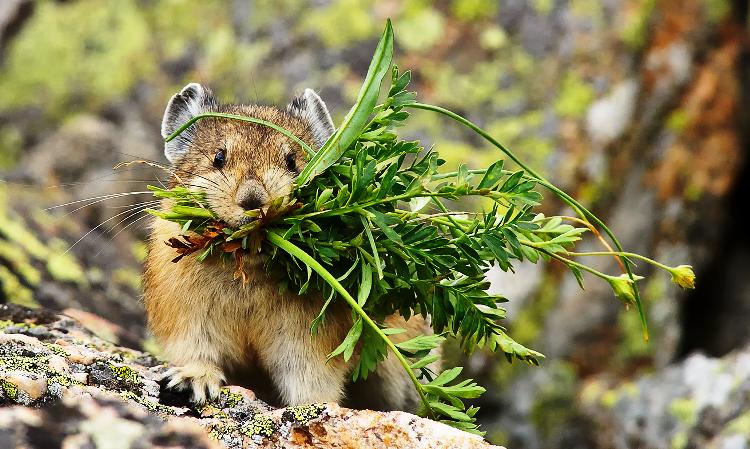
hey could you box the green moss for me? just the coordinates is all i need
[0,214,48,261]
[0,265,38,308]
[671,430,688,449]
[0,0,154,116]
[0,127,22,169]
[451,0,498,21]
[112,268,142,291]
[240,413,277,438]
[619,0,656,48]
[301,0,376,48]
[479,26,509,51]
[47,239,87,285]
[666,110,690,132]
[703,0,731,22]
[1,379,19,400]
[670,398,698,425]
[0,240,42,286]
[725,412,750,435]
[533,0,555,15]
[398,7,445,52]
[283,403,325,424]
[130,241,148,264]
[554,73,596,119]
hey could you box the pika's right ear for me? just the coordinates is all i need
[161,83,217,163]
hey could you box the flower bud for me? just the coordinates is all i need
[607,274,643,305]
[669,264,695,289]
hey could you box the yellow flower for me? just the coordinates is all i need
[669,265,696,289]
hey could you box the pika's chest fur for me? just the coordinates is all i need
[143,218,351,371]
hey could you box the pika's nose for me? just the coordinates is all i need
[236,181,268,211]
[239,195,263,211]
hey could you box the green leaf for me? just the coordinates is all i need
[358,263,373,306]
[329,317,363,362]
[477,160,505,189]
[395,334,445,353]
[410,354,440,370]
[296,20,394,185]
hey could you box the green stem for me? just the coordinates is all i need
[533,247,620,282]
[265,229,433,417]
[407,101,649,340]
[165,112,316,157]
[557,250,673,272]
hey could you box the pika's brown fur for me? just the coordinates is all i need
[144,84,433,410]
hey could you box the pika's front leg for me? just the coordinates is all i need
[164,360,226,403]
[261,324,351,406]
[156,323,227,403]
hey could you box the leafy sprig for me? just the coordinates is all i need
[150,20,695,434]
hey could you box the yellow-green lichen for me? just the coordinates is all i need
[725,412,750,436]
[703,0,731,23]
[108,363,141,386]
[283,403,325,424]
[555,73,596,119]
[47,239,87,285]
[398,6,444,52]
[0,265,38,308]
[670,398,698,425]
[300,0,376,48]
[112,268,142,291]
[217,387,243,409]
[451,0,498,21]
[0,0,154,116]
[42,342,69,357]
[619,0,657,48]
[240,413,277,439]
[120,391,175,415]
[0,379,19,400]
[671,430,688,449]
[0,239,41,286]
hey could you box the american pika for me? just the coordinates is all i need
[144,83,431,411]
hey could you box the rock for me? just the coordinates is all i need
[0,304,501,449]
[581,346,750,449]
[0,182,147,348]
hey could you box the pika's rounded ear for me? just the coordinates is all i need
[161,83,217,163]
[287,88,335,148]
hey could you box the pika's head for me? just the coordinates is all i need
[160,83,334,227]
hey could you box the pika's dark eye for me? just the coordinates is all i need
[213,149,226,169]
[285,152,297,173]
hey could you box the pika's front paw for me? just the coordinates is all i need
[164,362,226,403]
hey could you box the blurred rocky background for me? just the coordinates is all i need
[1,1,749,448]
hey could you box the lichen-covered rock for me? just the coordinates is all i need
[0,304,501,449]
[580,346,750,449]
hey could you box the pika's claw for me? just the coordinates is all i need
[164,363,226,403]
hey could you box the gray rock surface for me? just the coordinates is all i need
[581,346,750,449]
[0,303,502,449]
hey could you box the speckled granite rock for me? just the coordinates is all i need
[580,347,750,449]
[0,304,501,449]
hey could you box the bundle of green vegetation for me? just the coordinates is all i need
[148,21,695,433]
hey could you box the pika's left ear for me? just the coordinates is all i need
[287,88,335,148]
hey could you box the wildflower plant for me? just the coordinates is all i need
[147,21,694,433]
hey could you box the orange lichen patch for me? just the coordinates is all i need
[648,23,743,201]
